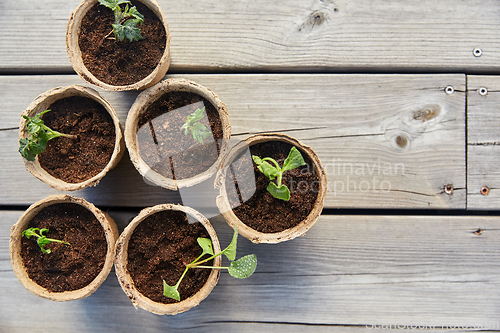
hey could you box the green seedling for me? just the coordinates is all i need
[99,0,144,42]
[22,227,71,254]
[19,109,77,161]
[180,107,212,144]
[163,225,257,301]
[252,146,306,201]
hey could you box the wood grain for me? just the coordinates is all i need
[467,75,500,210]
[2,0,500,73]
[1,211,499,331]
[0,74,465,208]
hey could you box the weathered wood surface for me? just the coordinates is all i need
[467,75,500,210]
[2,0,500,73]
[2,211,500,331]
[0,74,465,209]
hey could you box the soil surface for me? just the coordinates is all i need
[137,91,223,180]
[20,203,107,292]
[78,1,166,86]
[127,210,213,303]
[38,96,116,183]
[226,141,320,233]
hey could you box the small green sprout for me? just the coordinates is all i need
[99,0,144,42]
[180,107,212,144]
[19,109,77,161]
[252,146,306,201]
[163,225,257,301]
[22,227,71,254]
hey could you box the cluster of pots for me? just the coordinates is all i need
[10,0,327,315]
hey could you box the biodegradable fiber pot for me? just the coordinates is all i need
[66,0,171,91]
[114,204,221,315]
[9,194,118,301]
[125,78,231,190]
[215,133,327,244]
[19,85,124,191]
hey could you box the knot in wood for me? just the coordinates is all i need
[395,135,408,148]
[412,105,440,122]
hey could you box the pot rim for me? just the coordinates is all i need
[9,194,119,301]
[124,77,231,190]
[19,84,125,191]
[215,133,327,244]
[66,0,171,91]
[114,203,222,315]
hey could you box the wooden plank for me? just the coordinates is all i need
[2,0,500,73]
[467,75,500,210]
[2,211,500,331]
[0,74,465,208]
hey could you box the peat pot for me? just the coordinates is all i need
[125,78,230,190]
[114,204,221,315]
[19,85,124,191]
[216,133,327,244]
[10,194,118,301]
[66,0,171,91]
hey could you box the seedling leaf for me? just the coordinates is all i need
[228,254,257,279]
[98,0,131,10]
[267,181,290,201]
[222,225,239,261]
[282,146,306,172]
[21,227,39,239]
[127,6,144,21]
[253,159,279,180]
[197,237,214,256]
[37,236,52,254]
[163,280,180,301]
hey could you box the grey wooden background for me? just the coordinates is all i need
[1,0,500,332]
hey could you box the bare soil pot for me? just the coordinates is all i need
[114,204,221,315]
[66,0,171,91]
[125,78,231,190]
[215,133,327,244]
[9,194,118,301]
[19,85,124,191]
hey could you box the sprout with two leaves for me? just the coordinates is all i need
[22,227,71,254]
[252,146,306,201]
[19,109,77,161]
[99,0,144,42]
[180,106,212,144]
[163,225,257,301]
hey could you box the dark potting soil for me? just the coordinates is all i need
[38,96,116,184]
[78,1,166,86]
[20,203,107,292]
[137,91,224,180]
[127,210,213,304]
[226,141,320,233]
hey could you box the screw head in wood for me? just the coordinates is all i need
[473,48,482,57]
[444,184,453,195]
[445,86,454,95]
[480,186,489,196]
